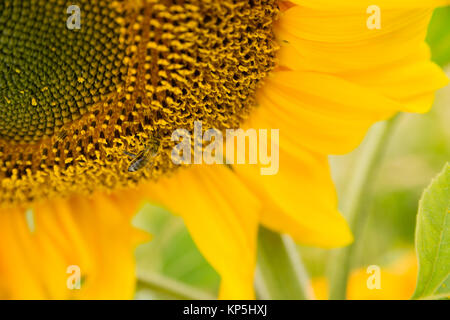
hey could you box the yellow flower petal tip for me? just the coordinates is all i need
[131,228,153,247]
[287,212,354,249]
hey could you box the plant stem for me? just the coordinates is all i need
[328,116,400,300]
[137,270,216,300]
[256,227,312,300]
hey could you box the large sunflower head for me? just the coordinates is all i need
[0,0,448,300]
[0,0,279,207]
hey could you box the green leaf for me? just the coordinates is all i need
[412,163,450,300]
[427,7,450,67]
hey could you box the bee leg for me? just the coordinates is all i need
[124,151,137,158]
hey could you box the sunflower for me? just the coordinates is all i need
[0,0,448,299]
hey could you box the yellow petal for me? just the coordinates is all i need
[276,5,433,72]
[288,1,450,10]
[0,208,45,299]
[255,70,399,155]
[0,192,148,300]
[341,43,449,113]
[143,165,261,299]
[233,146,353,248]
[312,252,419,300]
[347,253,418,300]
[276,3,448,114]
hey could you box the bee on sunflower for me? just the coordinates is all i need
[0,0,448,299]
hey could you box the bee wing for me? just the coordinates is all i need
[126,141,159,173]
[127,153,144,171]
[55,130,67,141]
[124,151,137,158]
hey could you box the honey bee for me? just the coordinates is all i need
[52,129,68,149]
[55,129,68,142]
[124,140,159,173]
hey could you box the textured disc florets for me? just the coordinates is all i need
[0,0,279,207]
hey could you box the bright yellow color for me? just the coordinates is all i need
[313,253,419,300]
[143,165,260,299]
[233,147,353,248]
[0,191,149,299]
[1,0,449,300]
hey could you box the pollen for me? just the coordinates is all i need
[0,0,279,207]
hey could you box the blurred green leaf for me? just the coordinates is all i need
[412,163,449,299]
[136,270,215,300]
[427,7,450,67]
[133,204,220,299]
[160,226,220,291]
[257,228,310,300]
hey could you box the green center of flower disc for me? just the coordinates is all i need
[0,0,126,142]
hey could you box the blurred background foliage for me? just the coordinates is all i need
[132,7,450,299]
